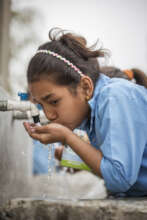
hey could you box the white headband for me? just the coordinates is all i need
[36,49,84,77]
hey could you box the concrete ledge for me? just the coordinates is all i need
[0,198,147,220]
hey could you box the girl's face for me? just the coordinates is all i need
[29,78,91,130]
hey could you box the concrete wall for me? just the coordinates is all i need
[0,198,147,220]
[0,87,33,204]
[0,0,11,91]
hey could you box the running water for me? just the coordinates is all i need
[41,143,55,198]
[44,130,89,200]
[48,144,54,177]
[40,142,75,200]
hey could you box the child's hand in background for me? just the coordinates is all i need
[54,145,64,161]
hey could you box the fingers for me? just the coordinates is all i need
[23,122,47,134]
[23,122,65,144]
[32,125,49,134]
[31,133,50,145]
[23,122,35,133]
[23,122,49,144]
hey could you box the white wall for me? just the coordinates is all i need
[45,0,147,72]
[0,87,33,204]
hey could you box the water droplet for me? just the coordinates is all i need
[42,194,46,199]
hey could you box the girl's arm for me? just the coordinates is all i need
[64,128,103,177]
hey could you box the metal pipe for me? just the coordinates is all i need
[12,111,32,120]
[0,99,42,125]
[0,100,39,117]
[0,101,49,124]
[0,100,7,111]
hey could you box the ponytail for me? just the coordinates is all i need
[59,33,106,60]
[101,66,147,89]
[131,68,147,89]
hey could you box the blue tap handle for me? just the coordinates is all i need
[18,92,29,101]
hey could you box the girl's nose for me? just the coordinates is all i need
[47,110,57,121]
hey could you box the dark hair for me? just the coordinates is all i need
[27,28,108,91]
[100,66,130,80]
[100,66,147,88]
[131,68,147,88]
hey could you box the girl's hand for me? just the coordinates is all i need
[23,122,70,145]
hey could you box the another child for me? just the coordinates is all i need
[100,66,147,86]
[23,28,147,197]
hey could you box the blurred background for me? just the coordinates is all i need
[0,0,147,95]
[0,0,146,204]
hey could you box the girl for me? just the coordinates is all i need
[24,28,147,197]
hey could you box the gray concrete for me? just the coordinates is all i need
[0,169,107,204]
[0,87,33,205]
[0,197,147,220]
[0,0,11,91]
[25,171,107,201]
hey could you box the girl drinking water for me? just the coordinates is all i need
[24,28,147,197]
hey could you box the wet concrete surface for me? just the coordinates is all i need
[0,197,147,220]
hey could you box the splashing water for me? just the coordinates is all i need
[21,151,26,156]
[47,143,55,178]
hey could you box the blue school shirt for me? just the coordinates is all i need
[80,74,147,197]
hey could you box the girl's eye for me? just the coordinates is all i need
[49,99,60,105]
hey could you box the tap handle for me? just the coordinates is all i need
[18,92,29,101]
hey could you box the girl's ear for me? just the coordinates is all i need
[80,76,94,100]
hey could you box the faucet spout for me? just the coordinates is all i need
[0,100,39,122]
[0,100,8,111]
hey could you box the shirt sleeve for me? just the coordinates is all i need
[97,85,146,193]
